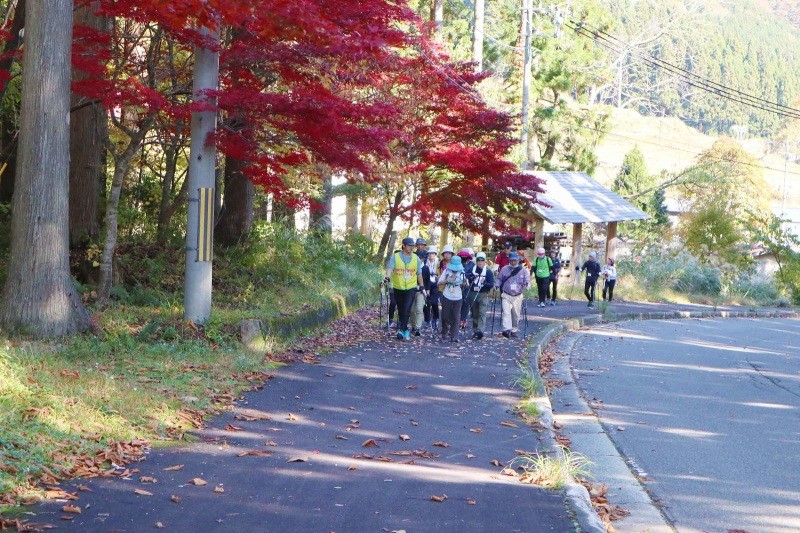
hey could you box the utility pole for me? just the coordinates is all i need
[184,22,220,324]
[520,0,533,169]
[472,0,485,73]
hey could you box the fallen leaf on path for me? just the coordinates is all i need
[134,488,153,496]
[62,504,81,514]
[170,495,181,503]
[234,414,271,421]
[44,489,78,500]
[430,494,448,502]
[214,486,225,493]
[140,476,157,483]
[410,420,419,426]
[399,434,411,441]
[347,465,357,471]
[432,442,449,448]
[334,435,348,440]
[500,421,519,428]
[236,450,273,457]
[224,424,243,431]
[287,457,308,463]
[467,498,476,505]
[465,453,476,459]
[188,478,207,486]
[287,413,298,421]
[155,522,165,528]
[405,385,418,390]
[469,428,483,434]
[163,464,184,471]
[490,460,504,467]
[362,439,379,448]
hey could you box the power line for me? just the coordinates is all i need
[568,20,800,121]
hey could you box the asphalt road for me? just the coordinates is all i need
[567,317,800,533]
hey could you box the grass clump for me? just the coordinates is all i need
[513,362,543,399]
[513,449,593,490]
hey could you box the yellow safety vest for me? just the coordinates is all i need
[391,252,419,290]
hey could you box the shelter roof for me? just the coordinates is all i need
[529,171,650,224]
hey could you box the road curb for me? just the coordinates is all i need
[523,306,799,532]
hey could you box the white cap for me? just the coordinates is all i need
[427,247,439,255]
[537,247,545,255]
[589,251,597,258]
[442,245,455,254]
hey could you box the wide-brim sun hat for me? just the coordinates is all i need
[427,247,439,255]
[441,245,454,254]
[448,256,464,271]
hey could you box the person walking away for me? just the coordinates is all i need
[437,255,465,343]
[385,237,425,340]
[468,252,495,340]
[422,248,441,331]
[495,241,513,272]
[496,252,530,338]
[531,247,553,308]
[547,249,562,305]
[414,238,428,261]
[458,248,475,329]
[602,257,617,301]
[578,251,602,308]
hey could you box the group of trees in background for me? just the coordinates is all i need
[0,0,552,337]
[2,0,800,338]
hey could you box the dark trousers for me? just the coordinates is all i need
[440,298,462,340]
[393,288,416,332]
[584,279,597,302]
[547,278,558,301]
[535,276,549,303]
[388,291,397,321]
[426,288,441,321]
[460,287,471,321]
[603,279,616,301]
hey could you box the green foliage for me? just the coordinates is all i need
[613,148,669,247]
[748,213,800,304]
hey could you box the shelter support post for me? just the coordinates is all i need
[605,221,618,263]
[533,217,544,251]
[571,223,582,286]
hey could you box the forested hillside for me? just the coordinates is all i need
[600,0,800,136]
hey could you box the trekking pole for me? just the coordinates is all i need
[490,290,498,335]
[523,297,529,336]
[379,280,384,328]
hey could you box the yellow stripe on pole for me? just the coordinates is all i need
[197,188,214,262]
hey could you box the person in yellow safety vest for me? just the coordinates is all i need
[384,237,425,341]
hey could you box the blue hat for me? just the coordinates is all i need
[415,238,427,245]
[401,237,415,247]
[447,255,464,272]
[508,252,520,261]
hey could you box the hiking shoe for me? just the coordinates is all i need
[538,302,545,307]
[588,303,594,308]
[550,301,555,306]
[510,331,519,338]
[396,331,404,340]
[413,328,421,337]
[403,329,411,340]
[389,320,397,330]
[475,330,484,340]
[501,330,511,338]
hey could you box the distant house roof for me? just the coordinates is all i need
[528,171,650,224]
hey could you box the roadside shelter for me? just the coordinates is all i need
[524,171,649,284]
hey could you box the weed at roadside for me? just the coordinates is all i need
[513,448,593,490]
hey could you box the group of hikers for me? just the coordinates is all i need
[383,237,619,342]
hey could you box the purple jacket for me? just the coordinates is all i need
[496,264,530,296]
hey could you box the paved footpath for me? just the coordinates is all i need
[34,297,788,532]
